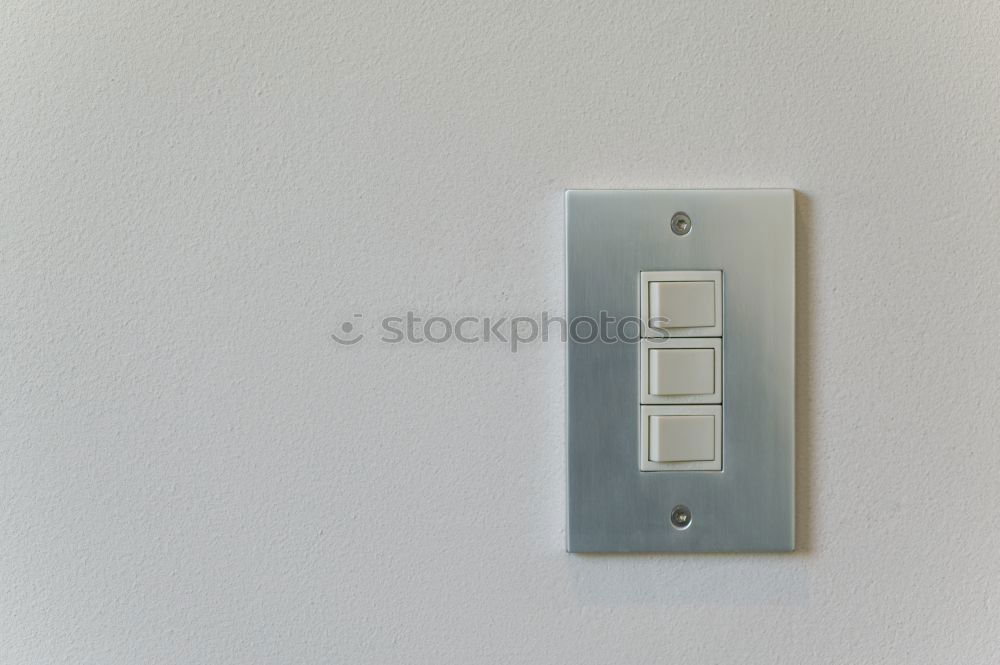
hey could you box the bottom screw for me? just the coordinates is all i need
[670,505,692,530]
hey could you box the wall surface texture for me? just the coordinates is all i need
[4,1,1000,663]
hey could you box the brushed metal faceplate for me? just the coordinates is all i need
[565,189,795,552]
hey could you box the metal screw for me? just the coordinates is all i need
[670,505,692,530]
[670,212,692,236]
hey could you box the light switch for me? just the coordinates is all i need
[640,338,722,404]
[566,189,795,552]
[651,282,715,328]
[650,415,715,462]
[640,270,722,337]
[640,405,722,471]
[652,349,713,395]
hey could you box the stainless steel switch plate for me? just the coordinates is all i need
[565,189,795,552]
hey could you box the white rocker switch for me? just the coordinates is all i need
[640,270,723,337]
[640,405,722,471]
[650,282,715,328]
[639,338,722,405]
[650,348,715,396]
[649,415,716,462]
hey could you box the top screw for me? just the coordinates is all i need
[671,212,692,236]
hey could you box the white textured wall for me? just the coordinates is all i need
[4,1,1000,662]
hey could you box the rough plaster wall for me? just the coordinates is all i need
[3,1,1000,663]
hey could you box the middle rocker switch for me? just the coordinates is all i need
[640,338,722,405]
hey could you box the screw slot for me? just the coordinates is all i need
[670,212,692,236]
[670,505,692,530]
